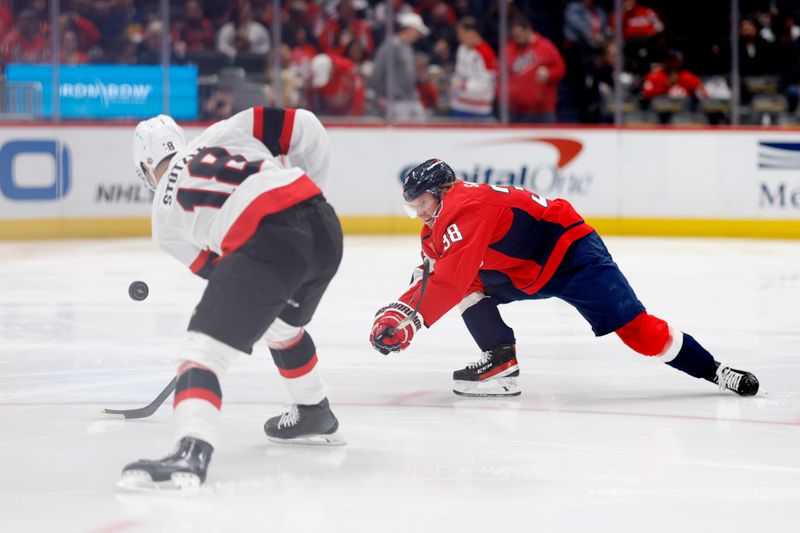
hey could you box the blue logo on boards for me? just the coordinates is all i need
[5,65,198,119]
[0,140,71,201]
[757,141,800,170]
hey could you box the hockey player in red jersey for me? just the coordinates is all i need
[120,107,344,492]
[370,159,759,398]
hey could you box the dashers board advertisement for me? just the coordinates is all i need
[0,125,798,228]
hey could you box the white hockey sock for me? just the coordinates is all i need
[282,366,326,406]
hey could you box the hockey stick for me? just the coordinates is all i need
[400,258,431,329]
[102,376,176,419]
[376,258,431,348]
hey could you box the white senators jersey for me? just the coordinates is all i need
[151,107,331,277]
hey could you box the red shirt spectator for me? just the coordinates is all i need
[172,0,215,54]
[643,68,707,99]
[318,0,373,57]
[60,29,89,65]
[0,9,49,64]
[60,12,101,53]
[0,1,11,35]
[309,53,365,116]
[506,18,565,116]
[610,0,664,40]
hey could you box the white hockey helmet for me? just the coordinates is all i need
[132,114,186,190]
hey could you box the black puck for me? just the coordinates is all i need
[128,281,149,301]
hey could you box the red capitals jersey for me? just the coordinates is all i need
[398,181,594,326]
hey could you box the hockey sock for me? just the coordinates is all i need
[460,296,515,352]
[173,331,239,448]
[173,362,223,448]
[269,330,326,405]
[665,333,717,379]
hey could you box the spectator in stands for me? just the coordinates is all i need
[343,37,373,79]
[278,43,305,108]
[372,0,415,44]
[0,0,12,37]
[0,9,50,64]
[739,18,774,76]
[171,0,215,59]
[426,1,458,71]
[137,20,165,64]
[286,26,319,85]
[781,66,800,114]
[756,7,800,43]
[318,0,373,58]
[104,35,138,65]
[506,17,565,123]
[563,0,609,122]
[611,0,664,40]
[771,14,800,76]
[217,1,270,59]
[564,0,608,66]
[424,1,458,47]
[283,1,320,54]
[309,52,365,116]
[431,36,456,72]
[773,14,800,116]
[61,28,90,65]
[293,0,324,39]
[94,0,144,49]
[585,40,619,123]
[642,49,707,124]
[739,17,777,107]
[59,11,101,55]
[371,12,429,121]
[450,16,497,119]
[610,0,665,74]
[415,52,440,114]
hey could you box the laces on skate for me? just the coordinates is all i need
[278,405,301,428]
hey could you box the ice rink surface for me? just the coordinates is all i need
[1,235,799,533]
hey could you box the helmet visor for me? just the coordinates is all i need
[403,193,439,220]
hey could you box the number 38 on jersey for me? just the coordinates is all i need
[442,223,463,251]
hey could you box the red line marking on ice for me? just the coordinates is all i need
[385,390,433,406]
[84,520,140,533]
[5,399,799,428]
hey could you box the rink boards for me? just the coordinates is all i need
[0,123,799,239]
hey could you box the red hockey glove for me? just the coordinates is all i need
[370,302,424,355]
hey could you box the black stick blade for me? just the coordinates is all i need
[102,376,177,419]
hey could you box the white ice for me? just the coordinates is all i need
[1,236,799,533]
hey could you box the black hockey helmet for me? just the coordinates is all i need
[402,159,456,202]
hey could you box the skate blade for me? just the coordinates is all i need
[117,469,201,495]
[453,377,521,397]
[266,430,347,446]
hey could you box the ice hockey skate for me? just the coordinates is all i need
[708,362,759,396]
[453,343,521,397]
[118,437,213,493]
[264,397,346,445]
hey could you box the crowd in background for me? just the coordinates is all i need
[1,0,799,124]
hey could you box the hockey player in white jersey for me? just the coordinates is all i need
[120,107,344,492]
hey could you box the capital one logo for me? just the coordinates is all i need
[0,140,71,200]
[399,137,590,195]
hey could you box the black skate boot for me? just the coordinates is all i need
[453,343,521,397]
[118,437,213,492]
[707,362,759,396]
[264,397,345,445]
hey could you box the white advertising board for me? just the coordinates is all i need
[1,124,798,227]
